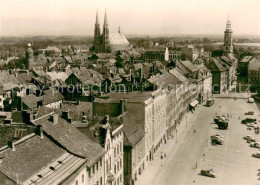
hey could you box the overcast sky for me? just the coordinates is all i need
[0,0,260,36]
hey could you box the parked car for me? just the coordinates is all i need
[245,111,254,115]
[241,118,257,124]
[252,151,260,158]
[247,123,258,128]
[206,99,214,107]
[211,134,224,140]
[250,142,260,149]
[211,138,223,145]
[248,98,254,103]
[244,135,256,142]
[200,169,216,178]
[218,120,228,130]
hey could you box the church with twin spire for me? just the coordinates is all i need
[93,10,131,53]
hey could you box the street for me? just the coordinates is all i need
[137,95,260,185]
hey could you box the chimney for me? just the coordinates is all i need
[7,141,15,151]
[62,110,72,123]
[129,69,132,82]
[35,125,44,139]
[119,99,125,114]
[50,114,59,124]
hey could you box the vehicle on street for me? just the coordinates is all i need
[245,111,254,115]
[200,169,216,178]
[211,134,224,140]
[248,98,254,103]
[252,151,260,158]
[211,137,223,145]
[214,115,227,124]
[247,123,258,128]
[250,142,260,149]
[244,135,256,142]
[218,120,228,130]
[241,118,257,124]
[206,99,214,107]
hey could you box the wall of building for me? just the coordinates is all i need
[131,137,145,184]
[45,100,63,108]
[112,128,124,185]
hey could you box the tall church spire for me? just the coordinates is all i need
[225,15,232,30]
[223,15,233,54]
[104,9,108,25]
[94,9,101,52]
[95,10,99,25]
[102,9,110,52]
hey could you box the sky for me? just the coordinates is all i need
[0,0,260,36]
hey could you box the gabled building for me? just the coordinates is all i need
[208,57,230,94]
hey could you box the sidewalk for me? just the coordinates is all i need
[136,104,203,185]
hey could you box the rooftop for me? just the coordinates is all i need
[248,57,260,71]
[32,112,106,167]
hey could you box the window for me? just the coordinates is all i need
[120,174,122,182]
[93,166,95,174]
[82,174,84,183]
[100,158,102,167]
[75,180,78,185]
[100,177,102,185]
[114,148,116,157]
[109,157,112,170]
[88,170,91,178]
[97,181,99,185]
[120,159,122,168]
[97,162,98,171]
[106,160,109,173]
[117,145,119,155]
[117,161,119,171]
[114,164,116,174]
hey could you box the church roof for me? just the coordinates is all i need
[109,33,130,45]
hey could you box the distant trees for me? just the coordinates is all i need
[0,57,26,70]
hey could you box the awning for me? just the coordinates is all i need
[190,100,199,107]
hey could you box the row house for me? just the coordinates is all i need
[143,48,182,63]
[94,90,167,184]
[148,70,180,139]
[0,112,107,185]
[248,57,260,85]
[35,103,125,185]
[181,45,199,62]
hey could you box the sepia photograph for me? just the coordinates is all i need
[0,0,260,184]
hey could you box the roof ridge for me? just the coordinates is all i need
[32,111,55,122]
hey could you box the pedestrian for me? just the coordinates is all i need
[195,162,197,168]
[164,153,166,158]
[194,129,196,133]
